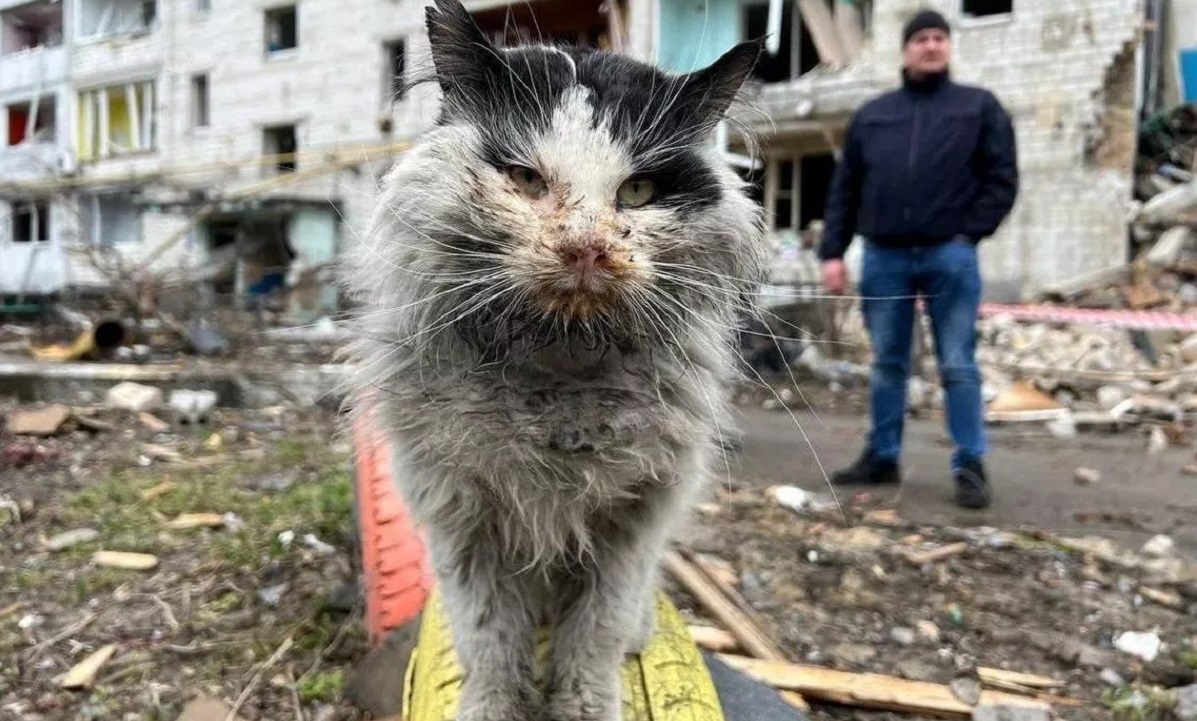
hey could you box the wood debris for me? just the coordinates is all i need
[717,655,1053,718]
[176,696,246,721]
[5,405,72,436]
[93,551,160,571]
[687,625,740,653]
[165,513,225,530]
[138,412,172,433]
[140,481,176,501]
[664,551,809,712]
[142,444,182,463]
[901,542,970,566]
[59,644,118,689]
[1138,585,1185,609]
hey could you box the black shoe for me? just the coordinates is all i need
[831,449,901,486]
[955,460,992,509]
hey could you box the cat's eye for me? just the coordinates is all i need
[616,178,655,208]
[507,165,547,198]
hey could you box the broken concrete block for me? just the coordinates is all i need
[5,405,71,436]
[1175,684,1197,721]
[105,382,163,413]
[177,697,247,721]
[1144,226,1195,268]
[1141,534,1176,559]
[169,389,218,425]
[1180,334,1197,364]
[1096,385,1128,410]
[1073,467,1101,485]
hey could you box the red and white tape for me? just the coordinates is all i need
[977,304,1197,332]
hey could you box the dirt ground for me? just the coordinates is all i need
[2,396,1195,721]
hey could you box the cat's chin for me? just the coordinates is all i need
[538,292,620,322]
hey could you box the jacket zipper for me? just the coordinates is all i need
[908,100,922,177]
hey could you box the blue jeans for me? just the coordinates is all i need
[859,239,985,470]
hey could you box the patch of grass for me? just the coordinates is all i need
[1102,686,1173,721]
[59,443,353,574]
[296,670,344,703]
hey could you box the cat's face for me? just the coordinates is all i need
[404,0,766,330]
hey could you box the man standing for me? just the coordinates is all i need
[819,10,1018,509]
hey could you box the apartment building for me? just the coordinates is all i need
[1,0,1193,309]
[0,0,652,317]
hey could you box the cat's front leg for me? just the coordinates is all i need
[544,507,670,721]
[430,528,539,721]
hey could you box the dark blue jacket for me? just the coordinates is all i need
[819,71,1019,260]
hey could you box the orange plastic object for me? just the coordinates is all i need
[354,411,435,647]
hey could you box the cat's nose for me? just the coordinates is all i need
[556,243,610,290]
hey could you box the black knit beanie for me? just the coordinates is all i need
[902,9,950,45]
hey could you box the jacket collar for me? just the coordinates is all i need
[901,67,950,95]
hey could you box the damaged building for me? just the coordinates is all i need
[1,0,1194,315]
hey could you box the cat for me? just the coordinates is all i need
[339,1,767,719]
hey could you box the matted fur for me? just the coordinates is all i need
[338,2,767,719]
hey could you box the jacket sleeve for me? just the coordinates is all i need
[819,112,864,261]
[961,91,1019,240]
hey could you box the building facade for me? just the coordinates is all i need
[0,0,1189,308]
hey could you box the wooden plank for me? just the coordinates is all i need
[902,542,970,566]
[977,667,1064,690]
[688,625,739,653]
[717,655,1053,719]
[663,552,809,712]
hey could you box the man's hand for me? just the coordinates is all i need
[821,259,847,295]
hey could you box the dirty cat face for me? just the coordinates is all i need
[389,1,766,343]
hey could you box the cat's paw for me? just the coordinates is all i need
[458,689,537,721]
[543,674,620,721]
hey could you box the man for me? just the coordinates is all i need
[819,10,1018,509]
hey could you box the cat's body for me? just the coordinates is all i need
[340,3,767,719]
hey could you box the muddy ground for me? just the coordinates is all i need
[2,399,1195,721]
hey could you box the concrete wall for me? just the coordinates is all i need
[1162,0,1197,106]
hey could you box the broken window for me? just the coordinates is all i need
[76,80,157,161]
[11,201,50,243]
[471,0,609,49]
[265,6,297,54]
[6,96,56,146]
[263,125,297,173]
[773,159,796,230]
[79,0,156,39]
[1,0,64,55]
[961,0,1012,19]
[191,74,209,128]
[79,193,139,245]
[384,40,405,102]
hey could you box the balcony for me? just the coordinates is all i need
[0,45,67,96]
[0,141,69,182]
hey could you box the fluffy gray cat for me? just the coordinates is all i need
[339,2,767,719]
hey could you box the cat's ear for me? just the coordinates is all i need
[679,38,764,127]
[425,0,505,110]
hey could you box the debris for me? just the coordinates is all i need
[5,405,71,436]
[692,554,739,590]
[170,389,218,425]
[767,485,838,514]
[28,328,96,363]
[970,704,1051,721]
[1096,385,1128,410]
[916,620,941,642]
[863,508,903,526]
[92,551,160,571]
[890,627,916,646]
[176,696,247,721]
[663,552,809,711]
[59,644,118,690]
[1099,668,1125,686]
[986,382,1065,418]
[1,442,54,469]
[1145,226,1195,268]
[18,613,45,630]
[106,382,163,412]
[1113,629,1162,661]
[1183,464,1197,476]
[1073,467,1101,485]
[187,324,228,357]
[1045,412,1077,439]
[258,583,290,608]
[73,413,115,432]
[950,676,983,706]
[1142,534,1176,558]
[717,655,1052,718]
[903,542,970,566]
[203,433,224,451]
[1175,684,1197,721]
[45,528,100,551]
[818,526,889,553]
[246,469,298,492]
[165,513,225,530]
[688,625,740,653]
[302,534,335,554]
[138,412,171,433]
[141,444,182,463]
[139,481,176,500]
[976,668,1063,690]
[1148,425,1169,453]
[1139,586,1185,609]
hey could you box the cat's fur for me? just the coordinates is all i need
[339,2,767,719]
